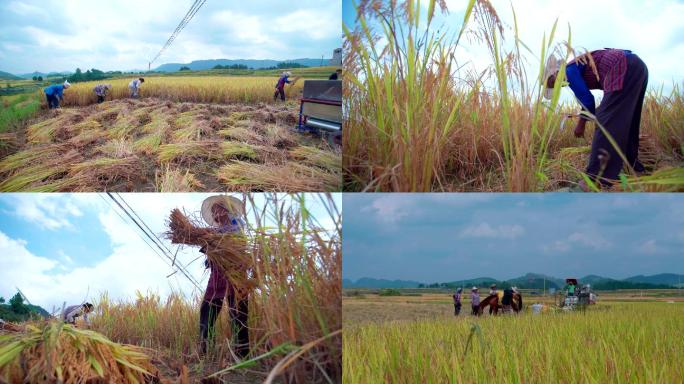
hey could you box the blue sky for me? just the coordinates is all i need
[343,194,684,283]
[0,0,341,74]
[343,0,684,97]
[0,193,340,312]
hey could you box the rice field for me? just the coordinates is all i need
[0,97,341,192]
[63,76,304,105]
[343,292,684,383]
[343,0,684,192]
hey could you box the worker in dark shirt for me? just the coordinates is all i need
[544,49,648,189]
[329,68,342,80]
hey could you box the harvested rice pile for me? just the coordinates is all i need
[0,98,341,192]
[166,208,254,297]
[0,321,165,384]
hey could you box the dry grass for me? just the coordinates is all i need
[0,98,341,191]
[344,0,683,191]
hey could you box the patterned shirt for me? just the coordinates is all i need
[93,84,109,97]
[566,49,631,114]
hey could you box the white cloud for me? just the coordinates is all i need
[460,222,525,239]
[639,239,658,255]
[11,194,83,230]
[274,9,341,40]
[361,195,415,224]
[543,240,570,253]
[568,232,611,250]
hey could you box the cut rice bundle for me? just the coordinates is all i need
[166,209,254,296]
[0,321,163,384]
[216,161,341,192]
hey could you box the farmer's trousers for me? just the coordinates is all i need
[273,87,285,101]
[199,295,249,357]
[97,95,105,103]
[471,305,479,316]
[46,94,60,109]
[586,54,648,185]
[453,303,461,316]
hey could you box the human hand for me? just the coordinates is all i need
[574,119,587,138]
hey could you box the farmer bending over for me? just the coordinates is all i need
[62,302,94,325]
[44,80,70,109]
[273,71,292,101]
[198,195,250,358]
[128,77,144,98]
[544,49,648,190]
[452,287,462,316]
[93,84,112,103]
[470,287,480,316]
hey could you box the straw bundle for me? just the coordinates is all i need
[0,321,163,384]
[166,209,254,296]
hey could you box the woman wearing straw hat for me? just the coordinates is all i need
[544,48,649,190]
[198,195,250,358]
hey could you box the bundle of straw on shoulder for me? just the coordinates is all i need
[166,209,253,287]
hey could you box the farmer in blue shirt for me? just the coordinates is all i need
[44,81,71,109]
[273,71,293,101]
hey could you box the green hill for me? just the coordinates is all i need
[0,70,22,80]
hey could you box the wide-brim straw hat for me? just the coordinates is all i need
[472,286,478,291]
[543,55,560,100]
[201,195,245,227]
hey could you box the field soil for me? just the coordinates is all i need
[0,98,341,191]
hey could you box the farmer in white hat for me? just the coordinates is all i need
[470,287,480,316]
[543,49,649,190]
[128,77,144,98]
[93,84,112,104]
[198,195,250,358]
[43,80,70,109]
[273,71,293,101]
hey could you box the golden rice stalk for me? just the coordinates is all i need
[218,127,263,144]
[132,132,164,155]
[0,321,163,384]
[289,146,342,173]
[216,161,342,191]
[155,165,204,192]
[165,209,254,296]
[157,141,214,163]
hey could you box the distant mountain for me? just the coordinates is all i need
[343,277,423,289]
[153,58,328,72]
[347,273,681,290]
[18,71,72,79]
[625,274,684,287]
[0,71,23,80]
[443,277,499,288]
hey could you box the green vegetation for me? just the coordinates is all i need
[0,92,41,134]
[378,289,402,297]
[0,292,49,322]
